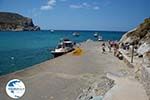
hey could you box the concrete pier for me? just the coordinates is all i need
[0,40,148,100]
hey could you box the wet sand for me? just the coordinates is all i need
[0,40,145,100]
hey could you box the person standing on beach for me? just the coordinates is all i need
[113,42,119,56]
[108,40,112,52]
[102,43,106,53]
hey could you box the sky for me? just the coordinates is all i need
[0,0,150,31]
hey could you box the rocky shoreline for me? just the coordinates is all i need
[119,18,150,100]
[0,12,40,31]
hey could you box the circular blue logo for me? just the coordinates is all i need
[6,79,25,99]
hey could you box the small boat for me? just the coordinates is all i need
[97,35,103,41]
[72,32,80,37]
[94,33,98,37]
[51,38,75,57]
[50,29,54,32]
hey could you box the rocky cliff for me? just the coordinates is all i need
[120,18,150,99]
[120,18,150,55]
[0,12,40,31]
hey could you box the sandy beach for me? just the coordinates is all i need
[0,40,148,100]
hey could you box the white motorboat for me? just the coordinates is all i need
[50,29,54,32]
[72,32,80,37]
[94,33,98,37]
[97,35,103,41]
[51,38,75,57]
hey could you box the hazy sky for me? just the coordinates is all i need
[0,0,150,31]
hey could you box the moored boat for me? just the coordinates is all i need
[94,32,98,37]
[51,38,75,57]
[72,32,80,37]
[50,29,54,32]
[97,35,103,41]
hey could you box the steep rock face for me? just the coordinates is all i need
[120,18,150,99]
[120,18,150,55]
[0,12,40,31]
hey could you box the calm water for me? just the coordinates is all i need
[0,30,125,75]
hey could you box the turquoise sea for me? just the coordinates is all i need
[0,30,125,75]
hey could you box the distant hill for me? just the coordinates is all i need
[0,12,40,31]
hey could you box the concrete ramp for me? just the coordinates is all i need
[103,73,149,100]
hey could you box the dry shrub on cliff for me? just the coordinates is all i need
[126,18,150,43]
